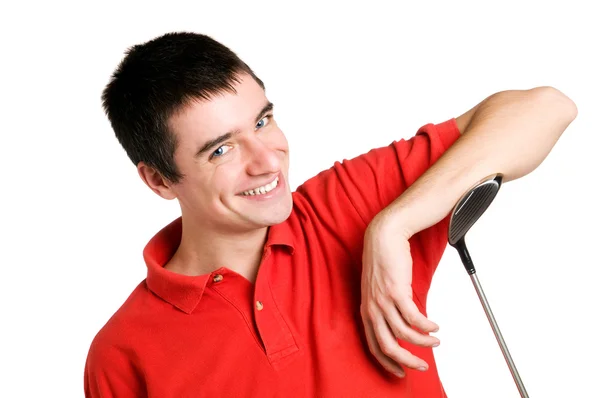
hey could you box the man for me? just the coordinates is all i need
[84,31,577,397]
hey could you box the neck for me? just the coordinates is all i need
[165,215,268,283]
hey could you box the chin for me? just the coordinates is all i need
[265,205,294,226]
[253,200,293,228]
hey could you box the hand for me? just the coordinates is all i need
[360,216,441,378]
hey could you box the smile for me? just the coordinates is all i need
[241,177,279,196]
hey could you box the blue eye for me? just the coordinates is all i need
[256,115,272,129]
[211,145,231,159]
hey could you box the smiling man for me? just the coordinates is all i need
[146,88,291,282]
[84,32,577,397]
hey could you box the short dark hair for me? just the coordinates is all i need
[102,32,265,183]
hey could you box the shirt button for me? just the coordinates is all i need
[213,274,223,283]
[256,301,264,311]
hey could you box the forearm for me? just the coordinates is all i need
[374,86,578,237]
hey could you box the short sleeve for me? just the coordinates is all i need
[335,118,460,224]
[294,118,461,274]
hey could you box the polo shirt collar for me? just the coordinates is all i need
[143,216,296,314]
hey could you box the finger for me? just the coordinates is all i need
[371,311,429,371]
[393,292,439,333]
[381,301,440,347]
[364,317,406,377]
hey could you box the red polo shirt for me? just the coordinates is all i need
[84,119,461,397]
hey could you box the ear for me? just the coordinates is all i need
[137,162,177,200]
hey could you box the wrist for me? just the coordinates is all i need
[368,208,415,240]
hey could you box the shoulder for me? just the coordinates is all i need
[86,281,154,362]
[84,282,153,396]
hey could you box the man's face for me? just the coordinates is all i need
[166,73,293,232]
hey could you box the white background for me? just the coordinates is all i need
[1,1,598,397]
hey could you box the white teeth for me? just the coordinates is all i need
[242,177,279,196]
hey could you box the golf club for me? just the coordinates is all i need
[448,173,529,398]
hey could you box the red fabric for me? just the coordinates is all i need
[84,119,461,397]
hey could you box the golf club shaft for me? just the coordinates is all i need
[470,273,529,398]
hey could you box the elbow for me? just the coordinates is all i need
[532,86,578,124]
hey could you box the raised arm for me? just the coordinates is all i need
[360,86,577,377]
[393,86,577,235]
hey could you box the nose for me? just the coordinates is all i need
[243,136,280,176]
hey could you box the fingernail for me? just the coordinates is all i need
[418,366,428,372]
[395,371,405,378]
[433,342,440,347]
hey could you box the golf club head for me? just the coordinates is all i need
[448,173,503,274]
[448,173,503,246]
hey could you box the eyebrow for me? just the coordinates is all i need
[194,102,274,158]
